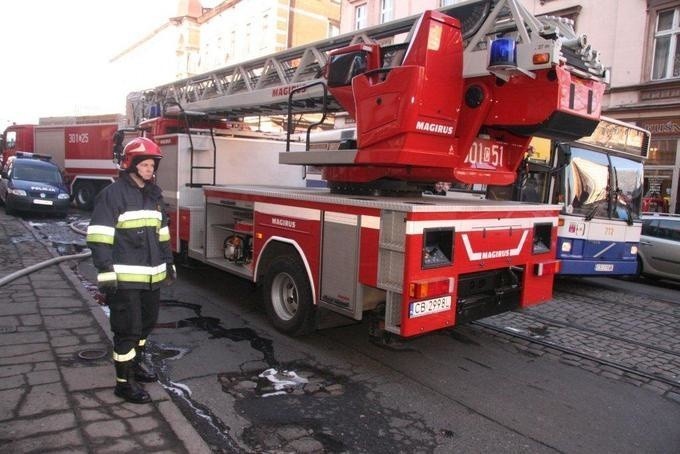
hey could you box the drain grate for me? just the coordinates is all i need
[0,325,17,334]
[77,349,108,360]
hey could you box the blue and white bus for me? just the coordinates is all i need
[488,117,650,276]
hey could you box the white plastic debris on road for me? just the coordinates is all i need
[258,368,308,397]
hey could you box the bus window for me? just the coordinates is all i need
[565,147,610,217]
[610,155,643,220]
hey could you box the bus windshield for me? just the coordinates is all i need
[565,147,643,220]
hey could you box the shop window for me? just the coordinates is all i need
[648,138,678,165]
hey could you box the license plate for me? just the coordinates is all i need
[33,199,53,206]
[595,263,614,272]
[409,295,451,318]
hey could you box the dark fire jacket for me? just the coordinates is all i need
[86,172,173,290]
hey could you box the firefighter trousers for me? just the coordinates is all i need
[109,288,160,362]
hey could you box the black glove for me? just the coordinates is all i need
[166,263,177,284]
[97,270,118,295]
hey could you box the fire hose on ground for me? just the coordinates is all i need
[0,220,91,287]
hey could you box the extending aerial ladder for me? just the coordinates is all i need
[127,0,608,193]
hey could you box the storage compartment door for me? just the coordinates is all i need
[320,212,361,319]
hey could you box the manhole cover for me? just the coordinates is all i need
[0,325,17,334]
[77,349,108,360]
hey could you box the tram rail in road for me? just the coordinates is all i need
[473,278,680,397]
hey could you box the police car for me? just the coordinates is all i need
[0,152,70,217]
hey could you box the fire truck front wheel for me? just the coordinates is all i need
[263,256,315,336]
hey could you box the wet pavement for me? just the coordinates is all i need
[0,211,212,453]
[3,209,680,453]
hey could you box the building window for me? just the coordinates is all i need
[652,6,680,80]
[380,0,393,24]
[329,22,340,38]
[440,0,458,6]
[261,14,269,51]
[230,30,236,62]
[355,4,367,30]
[246,22,251,54]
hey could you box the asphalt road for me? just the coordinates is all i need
[29,211,680,453]
[141,264,680,453]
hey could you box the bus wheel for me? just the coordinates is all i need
[74,182,96,210]
[262,255,315,336]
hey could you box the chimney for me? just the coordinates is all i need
[177,0,202,18]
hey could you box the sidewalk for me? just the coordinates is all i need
[0,211,212,453]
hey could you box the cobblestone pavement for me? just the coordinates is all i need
[475,279,680,404]
[0,212,212,453]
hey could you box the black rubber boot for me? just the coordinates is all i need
[114,361,151,404]
[133,347,158,383]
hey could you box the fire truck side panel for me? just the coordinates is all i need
[33,127,66,169]
[178,208,192,243]
[253,202,322,297]
[32,124,119,179]
[61,125,119,177]
[359,217,380,288]
[201,185,559,338]
[156,134,308,253]
[319,211,388,320]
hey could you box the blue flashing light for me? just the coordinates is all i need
[147,103,161,119]
[489,38,517,68]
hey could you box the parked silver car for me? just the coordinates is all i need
[638,213,680,281]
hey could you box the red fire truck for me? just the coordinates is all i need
[0,116,124,210]
[123,0,608,339]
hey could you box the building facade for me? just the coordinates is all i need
[340,0,680,213]
[111,0,341,93]
[197,0,341,73]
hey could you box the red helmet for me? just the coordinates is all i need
[119,137,162,171]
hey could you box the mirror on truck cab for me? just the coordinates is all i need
[112,129,126,165]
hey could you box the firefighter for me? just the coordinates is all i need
[86,137,176,404]
[432,181,451,196]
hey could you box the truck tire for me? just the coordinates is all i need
[262,255,315,336]
[73,182,97,211]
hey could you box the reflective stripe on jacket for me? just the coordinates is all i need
[86,172,173,290]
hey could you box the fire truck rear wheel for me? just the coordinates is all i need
[74,182,97,210]
[263,256,315,336]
